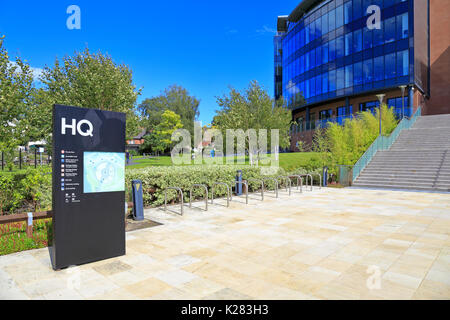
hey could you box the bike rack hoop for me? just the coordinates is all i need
[309,173,322,189]
[211,182,231,207]
[288,175,303,193]
[189,184,209,211]
[298,174,313,191]
[262,177,279,198]
[277,176,292,195]
[245,178,264,201]
[164,187,184,215]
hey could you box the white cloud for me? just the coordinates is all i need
[256,25,277,35]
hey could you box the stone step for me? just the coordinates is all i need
[352,182,439,191]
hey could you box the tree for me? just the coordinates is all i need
[37,47,142,139]
[153,110,184,154]
[0,35,34,162]
[138,85,199,138]
[213,81,292,164]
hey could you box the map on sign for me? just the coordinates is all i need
[83,152,125,193]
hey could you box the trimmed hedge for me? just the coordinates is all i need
[125,165,327,208]
[125,165,292,207]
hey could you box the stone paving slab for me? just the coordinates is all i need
[0,187,449,300]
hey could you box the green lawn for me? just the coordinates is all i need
[128,152,323,171]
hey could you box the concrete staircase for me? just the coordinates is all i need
[353,114,450,192]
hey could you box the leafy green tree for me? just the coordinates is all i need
[0,35,34,163]
[153,110,183,153]
[138,85,199,138]
[37,47,142,139]
[213,80,292,162]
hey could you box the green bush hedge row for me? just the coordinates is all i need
[0,165,326,213]
[0,168,52,214]
[125,165,325,207]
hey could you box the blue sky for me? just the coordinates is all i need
[0,0,298,125]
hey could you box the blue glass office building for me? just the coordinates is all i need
[275,0,431,149]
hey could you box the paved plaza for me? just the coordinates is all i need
[0,187,449,300]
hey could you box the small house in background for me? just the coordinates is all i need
[126,129,147,153]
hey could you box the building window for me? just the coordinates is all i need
[344,1,352,24]
[345,32,352,56]
[363,27,372,50]
[397,13,408,39]
[353,29,362,53]
[329,69,336,91]
[329,39,336,61]
[328,9,336,32]
[336,5,344,28]
[397,50,409,76]
[354,61,363,85]
[374,56,384,82]
[322,72,329,93]
[363,59,373,83]
[353,0,362,20]
[345,65,353,88]
[385,17,396,43]
[385,53,396,79]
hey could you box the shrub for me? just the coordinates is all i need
[0,167,51,214]
[126,165,286,207]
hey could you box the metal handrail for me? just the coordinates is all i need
[277,176,292,195]
[164,187,184,215]
[189,184,208,211]
[262,177,279,198]
[288,175,303,193]
[352,106,422,181]
[309,173,322,189]
[298,174,313,191]
[245,178,264,201]
[211,182,231,207]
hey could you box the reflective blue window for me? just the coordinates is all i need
[354,62,363,85]
[385,53,396,79]
[344,1,352,24]
[385,17,396,43]
[363,59,373,83]
[305,52,310,71]
[305,24,310,44]
[316,46,322,67]
[374,56,384,82]
[397,50,409,76]
[363,27,372,49]
[336,5,344,28]
[329,69,336,91]
[300,54,305,73]
[322,42,329,64]
[322,72,329,93]
[329,39,336,61]
[310,49,316,69]
[328,9,336,31]
[337,67,345,90]
[353,29,362,52]
[345,65,353,88]
[373,23,384,47]
[316,75,322,95]
[353,0,362,20]
[345,32,353,56]
[397,13,409,39]
[322,13,329,35]
[336,36,344,58]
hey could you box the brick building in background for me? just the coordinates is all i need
[274,0,450,151]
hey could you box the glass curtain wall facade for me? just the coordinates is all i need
[277,0,413,115]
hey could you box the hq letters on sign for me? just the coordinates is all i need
[61,118,94,137]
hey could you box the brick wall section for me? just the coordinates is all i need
[426,0,450,115]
